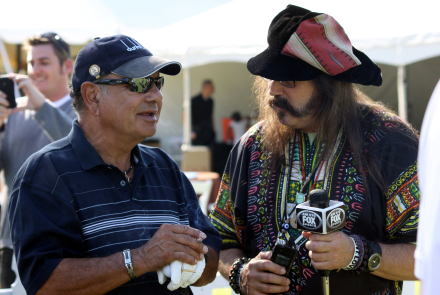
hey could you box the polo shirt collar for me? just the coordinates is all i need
[68,119,105,170]
[68,119,155,170]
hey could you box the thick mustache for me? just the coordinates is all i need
[269,96,291,110]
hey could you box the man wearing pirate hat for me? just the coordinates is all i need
[8,35,221,294]
[211,5,419,295]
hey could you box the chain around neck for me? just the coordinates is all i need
[123,155,134,183]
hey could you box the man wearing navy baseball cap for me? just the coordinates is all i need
[8,35,221,295]
[210,5,419,295]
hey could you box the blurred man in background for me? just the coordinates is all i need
[0,32,75,288]
[191,79,216,146]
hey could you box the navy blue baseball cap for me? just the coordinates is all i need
[72,34,182,92]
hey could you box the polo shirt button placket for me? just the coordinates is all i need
[120,180,126,186]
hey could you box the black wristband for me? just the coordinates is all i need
[349,236,382,274]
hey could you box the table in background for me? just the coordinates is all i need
[184,171,220,214]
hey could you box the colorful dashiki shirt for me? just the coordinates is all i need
[210,108,419,295]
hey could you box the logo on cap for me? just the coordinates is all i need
[89,65,101,78]
[120,38,144,52]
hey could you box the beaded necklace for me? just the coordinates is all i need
[279,132,325,237]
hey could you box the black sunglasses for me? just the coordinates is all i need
[94,76,165,93]
[262,78,296,88]
[39,32,71,56]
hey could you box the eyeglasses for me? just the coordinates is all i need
[94,76,165,93]
[262,78,296,88]
[39,32,71,56]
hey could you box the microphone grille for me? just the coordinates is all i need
[309,189,329,205]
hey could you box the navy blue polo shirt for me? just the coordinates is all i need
[9,119,221,295]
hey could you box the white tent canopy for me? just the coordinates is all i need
[0,0,124,44]
[137,0,440,145]
[141,0,440,67]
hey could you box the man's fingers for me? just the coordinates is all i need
[245,271,290,294]
[175,243,205,263]
[308,233,334,242]
[0,94,10,108]
[302,231,312,239]
[153,224,208,259]
[255,250,272,260]
[252,259,286,276]
[257,271,290,286]
[310,259,330,270]
[245,255,289,277]
[305,240,331,252]
[241,260,290,295]
[5,73,26,82]
[250,281,290,295]
[172,251,199,266]
[308,250,330,262]
[156,236,206,263]
[172,232,208,255]
[169,224,206,240]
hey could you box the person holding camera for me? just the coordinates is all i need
[210,5,419,295]
[0,32,76,288]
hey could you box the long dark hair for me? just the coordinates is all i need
[253,74,418,195]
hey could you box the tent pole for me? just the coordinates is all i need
[397,65,408,122]
[182,67,192,148]
[16,44,22,73]
[0,38,13,73]
[0,38,20,98]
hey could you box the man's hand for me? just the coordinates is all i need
[4,74,46,111]
[136,224,208,273]
[303,231,354,270]
[239,251,290,295]
[0,91,12,126]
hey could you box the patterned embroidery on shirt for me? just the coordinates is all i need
[385,162,419,237]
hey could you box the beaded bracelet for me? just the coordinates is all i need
[229,257,251,294]
[350,236,369,275]
[352,235,365,270]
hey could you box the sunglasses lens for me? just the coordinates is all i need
[131,78,148,93]
[155,77,164,90]
[280,81,295,88]
[130,77,164,93]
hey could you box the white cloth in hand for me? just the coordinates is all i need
[156,258,206,291]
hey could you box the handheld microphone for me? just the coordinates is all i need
[292,189,346,234]
[292,189,347,295]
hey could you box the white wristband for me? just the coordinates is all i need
[343,236,360,270]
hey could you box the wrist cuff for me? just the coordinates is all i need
[123,249,136,280]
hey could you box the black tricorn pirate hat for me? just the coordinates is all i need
[247,5,382,86]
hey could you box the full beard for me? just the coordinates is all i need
[269,92,321,121]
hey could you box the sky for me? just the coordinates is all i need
[104,0,234,29]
